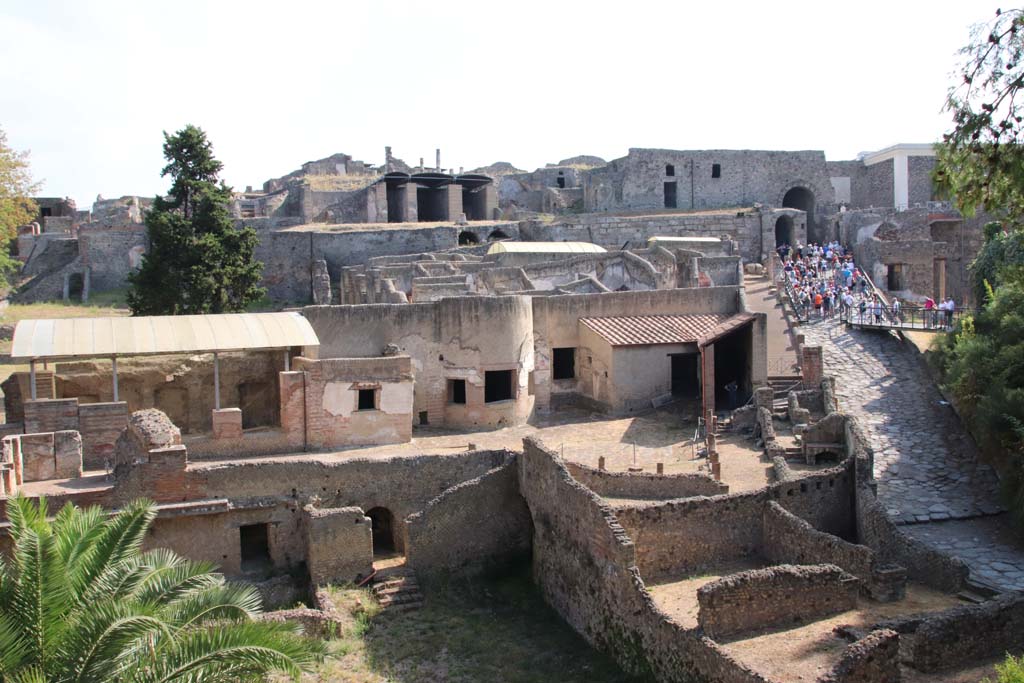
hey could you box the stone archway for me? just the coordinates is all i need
[774,215,794,249]
[782,186,817,242]
[458,231,480,246]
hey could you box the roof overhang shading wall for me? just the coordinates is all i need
[487,241,606,256]
[579,312,755,347]
[11,311,320,362]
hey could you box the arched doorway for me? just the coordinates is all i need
[774,215,794,248]
[782,187,815,242]
[366,507,396,555]
[488,229,509,241]
[458,231,479,246]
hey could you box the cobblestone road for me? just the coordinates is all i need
[800,318,1024,591]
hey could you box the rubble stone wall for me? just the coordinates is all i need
[406,457,532,576]
[565,461,728,499]
[696,564,859,639]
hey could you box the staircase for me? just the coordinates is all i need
[370,564,423,612]
[768,376,801,418]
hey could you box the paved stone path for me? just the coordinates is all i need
[799,317,1024,591]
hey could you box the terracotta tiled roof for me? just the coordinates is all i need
[579,314,745,347]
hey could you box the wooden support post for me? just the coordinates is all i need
[29,360,36,400]
[112,357,119,402]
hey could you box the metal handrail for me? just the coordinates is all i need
[842,304,977,330]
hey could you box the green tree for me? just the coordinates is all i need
[127,125,264,315]
[0,126,40,289]
[0,495,322,682]
[935,8,1024,221]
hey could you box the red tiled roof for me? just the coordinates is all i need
[579,314,746,347]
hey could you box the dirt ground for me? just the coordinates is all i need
[720,584,971,682]
[193,405,772,494]
[646,558,769,629]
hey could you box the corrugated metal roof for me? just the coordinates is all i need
[487,241,606,255]
[11,312,320,361]
[579,313,753,347]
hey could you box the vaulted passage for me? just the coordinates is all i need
[775,215,794,248]
[782,187,815,241]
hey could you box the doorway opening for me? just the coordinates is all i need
[458,231,479,246]
[782,186,816,242]
[664,182,678,209]
[67,273,85,302]
[887,263,905,290]
[240,523,271,573]
[671,354,699,398]
[775,215,794,249]
[366,507,395,556]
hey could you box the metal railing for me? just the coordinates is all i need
[841,304,977,330]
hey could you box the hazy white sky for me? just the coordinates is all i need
[0,0,1002,208]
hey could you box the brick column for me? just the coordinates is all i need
[445,184,463,221]
[801,346,823,388]
[279,371,307,449]
[702,344,716,416]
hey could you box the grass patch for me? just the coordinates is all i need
[1,294,130,324]
[309,568,648,683]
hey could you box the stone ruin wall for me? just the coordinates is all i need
[696,564,859,639]
[405,456,533,577]
[564,461,728,500]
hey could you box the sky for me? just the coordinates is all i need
[0,0,1004,209]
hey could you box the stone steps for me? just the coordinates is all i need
[370,566,424,612]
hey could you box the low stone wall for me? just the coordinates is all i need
[820,629,900,683]
[405,457,531,576]
[846,416,969,592]
[614,457,856,581]
[763,502,873,585]
[696,564,859,639]
[762,502,905,602]
[565,461,728,500]
[909,592,1024,672]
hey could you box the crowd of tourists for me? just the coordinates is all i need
[775,242,959,329]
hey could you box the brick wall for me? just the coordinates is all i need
[77,401,128,469]
[405,457,531,576]
[24,398,79,434]
[696,564,859,639]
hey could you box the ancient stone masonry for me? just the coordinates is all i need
[696,564,860,639]
[405,455,532,577]
[565,461,728,500]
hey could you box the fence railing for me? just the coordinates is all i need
[841,304,977,330]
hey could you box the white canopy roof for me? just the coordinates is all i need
[487,241,606,255]
[11,311,320,362]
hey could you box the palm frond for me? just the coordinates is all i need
[160,582,264,629]
[140,621,323,683]
[73,499,156,595]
